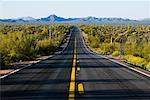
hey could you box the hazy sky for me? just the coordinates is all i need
[0,0,149,20]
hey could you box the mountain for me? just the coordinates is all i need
[37,14,78,23]
[0,15,149,25]
[138,18,150,25]
[0,16,36,23]
[69,17,138,24]
[37,14,65,22]
[141,18,150,21]
[18,16,35,21]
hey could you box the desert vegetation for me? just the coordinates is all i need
[0,24,72,66]
[79,25,150,70]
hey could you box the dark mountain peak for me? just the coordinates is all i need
[51,14,57,17]
[39,14,65,22]
[85,16,97,20]
[81,16,99,22]
[47,14,57,18]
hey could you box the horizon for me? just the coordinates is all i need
[0,14,149,21]
[0,0,149,20]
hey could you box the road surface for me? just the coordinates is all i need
[1,27,150,100]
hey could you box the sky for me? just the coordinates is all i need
[0,0,149,20]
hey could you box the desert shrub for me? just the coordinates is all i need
[0,31,36,62]
[100,43,117,55]
[93,48,105,55]
[146,62,150,70]
[0,24,72,66]
[112,51,120,57]
[125,44,137,55]
[36,38,57,55]
[91,41,99,48]
[80,25,150,70]
[142,43,150,61]
[144,54,150,62]
[124,55,147,67]
[88,35,99,48]
[0,51,6,67]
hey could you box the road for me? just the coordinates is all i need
[1,27,150,100]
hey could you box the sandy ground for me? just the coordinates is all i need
[0,56,50,76]
[0,69,14,75]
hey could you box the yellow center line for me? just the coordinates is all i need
[77,67,80,72]
[68,37,77,100]
[78,83,84,94]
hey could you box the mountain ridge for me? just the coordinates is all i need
[0,14,149,25]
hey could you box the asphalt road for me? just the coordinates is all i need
[1,27,150,100]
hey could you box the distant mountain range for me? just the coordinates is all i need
[0,14,149,25]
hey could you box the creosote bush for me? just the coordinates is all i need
[124,55,146,67]
[112,51,120,57]
[36,38,56,55]
[146,62,150,70]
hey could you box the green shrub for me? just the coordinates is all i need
[146,62,150,70]
[112,51,120,57]
[2,32,36,61]
[36,38,56,55]
[80,25,150,71]
[124,55,147,67]
[100,43,117,55]
[143,43,150,61]
[0,24,72,66]
[0,51,6,67]
[88,35,99,48]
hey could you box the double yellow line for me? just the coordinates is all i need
[68,37,77,100]
[69,36,84,100]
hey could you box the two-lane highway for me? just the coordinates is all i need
[1,27,150,100]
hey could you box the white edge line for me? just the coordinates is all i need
[0,28,73,79]
[79,29,150,78]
